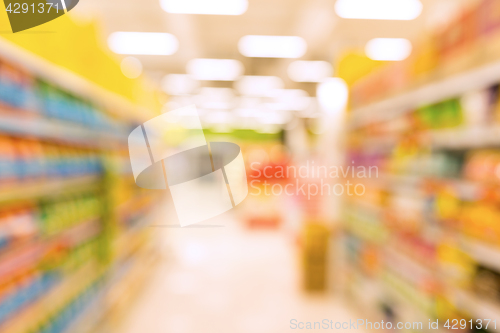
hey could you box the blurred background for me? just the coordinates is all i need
[1,0,500,332]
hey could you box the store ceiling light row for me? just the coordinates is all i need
[107,0,425,128]
[108,33,309,59]
[166,87,312,111]
[166,95,319,132]
[108,30,414,63]
[158,0,422,20]
[107,0,424,62]
[182,60,333,83]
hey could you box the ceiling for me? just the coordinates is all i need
[72,0,475,124]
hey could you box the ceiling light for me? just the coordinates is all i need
[196,87,237,109]
[238,35,307,58]
[335,0,422,20]
[161,74,199,95]
[238,97,263,109]
[186,59,244,81]
[160,0,248,15]
[108,32,179,55]
[365,38,412,61]
[287,60,333,82]
[235,76,284,96]
[267,89,311,111]
[317,78,348,114]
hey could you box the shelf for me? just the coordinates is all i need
[0,175,100,204]
[349,60,500,129]
[51,218,101,248]
[0,112,128,148]
[451,289,500,332]
[357,126,500,153]
[63,245,159,333]
[0,38,155,124]
[381,272,436,321]
[58,202,165,333]
[0,218,100,284]
[370,173,483,199]
[1,261,105,333]
[461,238,500,273]
[114,200,164,262]
[429,126,500,149]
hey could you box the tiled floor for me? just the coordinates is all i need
[118,213,362,333]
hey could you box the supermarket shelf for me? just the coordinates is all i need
[62,203,163,333]
[1,261,105,333]
[0,175,100,204]
[0,112,128,148]
[0,243,43,281]
[349,60,500,129]
[376,173,481,192]
[451,289,500,332]
[429,126,500,149]
[0,194,163,333]
[345,1,500,326]
[362,174,426,198]
[461,238,500,273]
[115,199,165,261]
[54,218,101,247]
[381,273,436,321]
[0,38,155,123]
[357,135,398,153]
[358,126,500,152]
[64,246,159,333]
[0,218,100,283]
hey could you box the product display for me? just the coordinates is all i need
[351,0,500,111]
[345,10,500,328]
[6,0,500,331]
[0,44,163,333]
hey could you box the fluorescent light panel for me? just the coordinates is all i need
[288,61,333,82]
[238,35,307,58]
[259,111,290,125]
[235,76,284,96]
[196,87,237,109]
[335,0,422,20]
[160,0,248,15]
[267,89,311,111]
[187,59,244,81]
[365,38,412,61]
[161,74,200,95]
[108,32,179,55]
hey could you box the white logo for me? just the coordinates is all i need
[128,105,248,227]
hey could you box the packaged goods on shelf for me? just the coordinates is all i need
[350,0,500,111]
[344,8,500,327]
[0,41,164,333]
[0,60,32,110]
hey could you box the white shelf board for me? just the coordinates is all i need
[461,237,500,273]
[0,112,127,147]
[349,60,500,129]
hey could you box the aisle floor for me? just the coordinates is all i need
[118,214,362,333]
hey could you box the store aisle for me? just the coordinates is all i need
[117,213,361,333]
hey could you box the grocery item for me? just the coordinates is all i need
[0,38,163,333]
